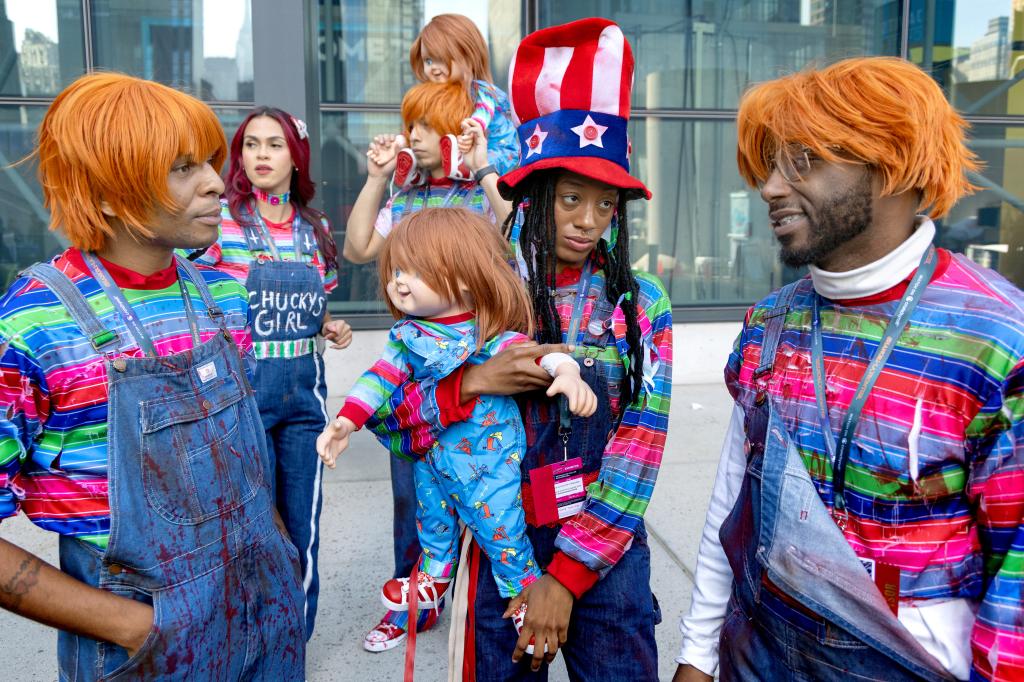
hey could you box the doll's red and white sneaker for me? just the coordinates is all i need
[381,572,451,611]
[439,134,472,181]
[362,608,441,653]
[510,602,548,656]
[393,148,425,189]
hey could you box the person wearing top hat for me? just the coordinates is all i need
[360,18,673,680]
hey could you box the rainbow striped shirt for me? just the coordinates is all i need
[374,178,493,238]
[365,267,674,575]
[0,250,252,549]
[727,252,1024,681]
[194,200,338,294]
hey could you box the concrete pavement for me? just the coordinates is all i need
[0,382,733,681]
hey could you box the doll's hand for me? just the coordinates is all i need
[321,319,353,350]
[317,417,356,468]
[458,118,489,173]
[546,363,597,417]
[366,135,401,177]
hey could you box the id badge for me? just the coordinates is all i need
[527,457,586,526]
[859,557,900,616]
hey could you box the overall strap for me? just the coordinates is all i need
[752,279,804,380]
[174,255,226,324]
[21,263,121,354]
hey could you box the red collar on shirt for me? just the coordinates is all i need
[64,248,179,290]
[428,311,475,324]
[833,248,951,306]
[262,206,297,229]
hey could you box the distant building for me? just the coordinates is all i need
[962,16,1011,82]
[20,29,59,95]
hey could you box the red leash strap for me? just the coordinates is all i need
[463,539,481,682]
[404,564,420,682]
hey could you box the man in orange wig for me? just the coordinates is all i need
[675,57,1023,682]
[0,72,306,679]
[342,77,515,655]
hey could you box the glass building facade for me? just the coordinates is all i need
[1,0,1021,326]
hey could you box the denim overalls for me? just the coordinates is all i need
[24,254,305,681]
[717,281,956,682]
[240,203,328,639]
[469,275,661,682]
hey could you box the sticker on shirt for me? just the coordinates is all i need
[197,361,218,384]
[527,457,587,526]
[860,556,900,617]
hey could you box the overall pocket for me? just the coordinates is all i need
[139,373,262,524]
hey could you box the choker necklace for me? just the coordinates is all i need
[253,187,290,206]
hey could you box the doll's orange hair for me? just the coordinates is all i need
[379,207,534,344]
[33,72,227,251]
[400,81,473,137]
[410,14,494,84]
[736,57,978,218]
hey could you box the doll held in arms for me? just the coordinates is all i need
[317,207,595,642]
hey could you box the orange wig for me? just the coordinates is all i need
[410,14,493,84]
[378,207,533,344]
[34,72,228,251]
[400,81,473,137]
[736,57,978,218]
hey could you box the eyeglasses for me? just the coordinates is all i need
[760,144,820,186]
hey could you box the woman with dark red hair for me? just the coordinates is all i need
[197,106,351,639]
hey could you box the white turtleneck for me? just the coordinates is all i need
[676,218,974,680]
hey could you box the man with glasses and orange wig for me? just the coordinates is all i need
[674,57,1023,681]
[0,73,305,680]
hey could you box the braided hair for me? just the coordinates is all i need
[501,170,647,407]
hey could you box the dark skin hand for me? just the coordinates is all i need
[504,575,574,670]
[460,342,573,402]
[672,664,714,682]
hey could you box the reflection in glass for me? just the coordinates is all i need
[539,0,901,110]
[320,111,401,314]
[0,106,63,288]
[318,1,517,104]
[0,1,84,96]
[910,0,1024,116]
[939,124,1024,288]
[91,0,253,101]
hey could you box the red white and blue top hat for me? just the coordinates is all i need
[498,18,650,200]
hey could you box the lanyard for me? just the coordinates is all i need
[556,260,594,457]
[245,200,308,262]
[82,251,202,358]
[811,245,937,527]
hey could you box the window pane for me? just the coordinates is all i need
[0,106,64,289]
[0,1,85,96]
[538,0,902,110]
[909,0,1024,116]
[318,1,521,104]
[320,110,400,314]
[91,0,254,102]
[939,124,1024,289]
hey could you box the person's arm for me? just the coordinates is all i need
[459,118,511,226]
[967,357,1024,681]
[342,135,398,264]
[0,327,151,654]
[0,538,152,655]
[320,312,352,350]
[672,404,746,681]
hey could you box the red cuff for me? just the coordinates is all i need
[436,366,476,427]
[546,552,600,599]
[337,402,371,429]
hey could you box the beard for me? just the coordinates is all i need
[778,172,873,268]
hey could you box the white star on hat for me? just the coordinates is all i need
[525,124,548,158]
[571,115,608,149]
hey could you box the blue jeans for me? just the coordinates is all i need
[254,351,329,640]
[472,524,660,681]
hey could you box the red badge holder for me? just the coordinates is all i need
[526,397,587,526]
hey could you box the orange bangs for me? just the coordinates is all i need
[378,207,533,344]
[409,13,493,83]
[401,81,473,136]
[34,72,228,251]
[736,56,979,218]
